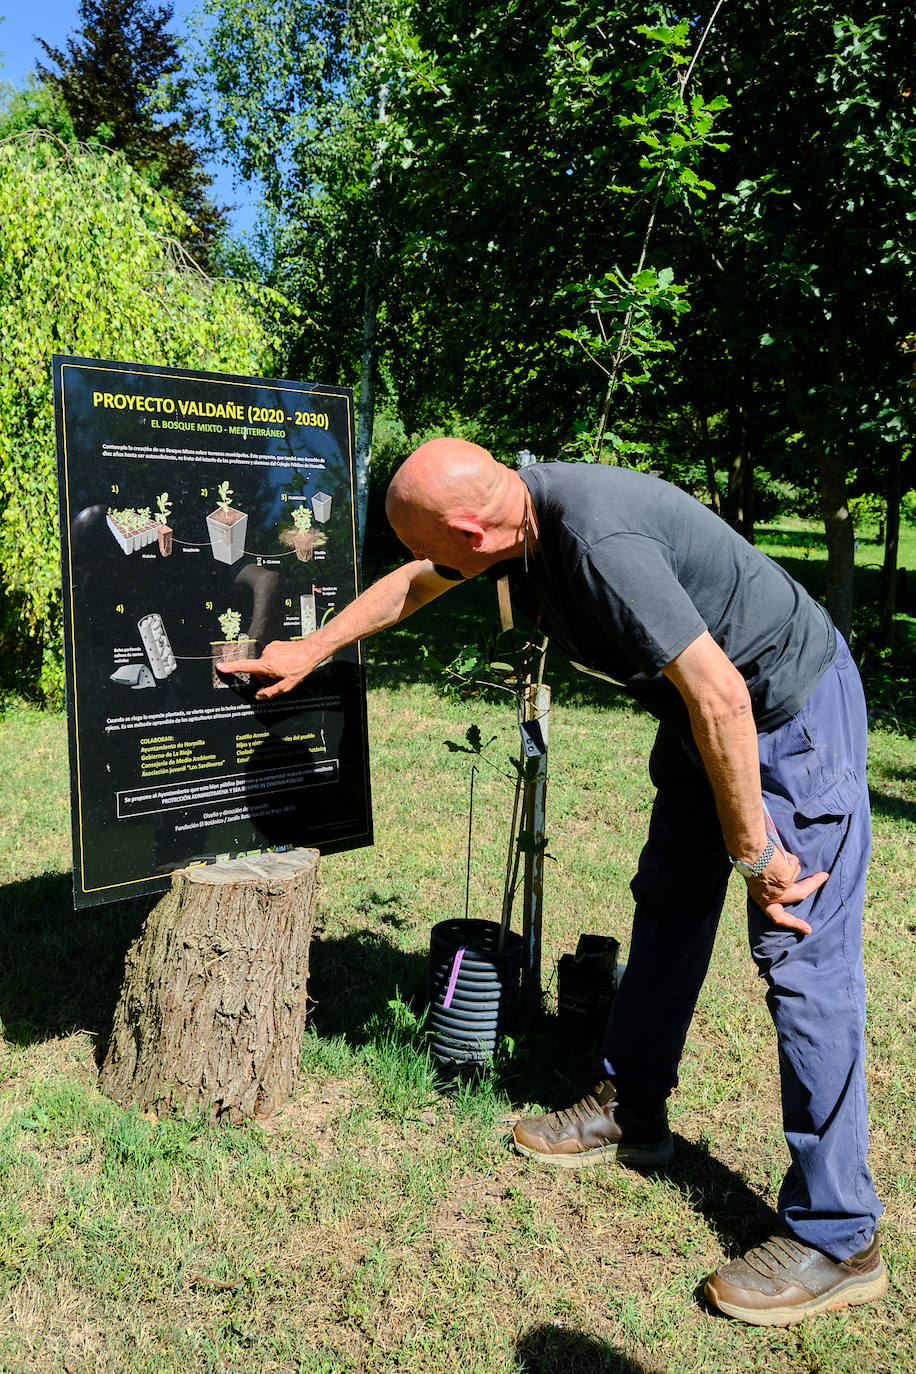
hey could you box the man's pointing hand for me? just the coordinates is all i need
[216,640,321,700]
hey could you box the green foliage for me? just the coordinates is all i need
[292,505,313,533]
[192,2,728,452]
[559,265,692,457]
[217,608,242,642]
[0,78,76,143]
[0,130,291,703]
[189,1,911,638]
[36,0,226,263]
[215,480,234,513]
[700,4,916,438]
[192,0,384,382]
[381,1,729,444]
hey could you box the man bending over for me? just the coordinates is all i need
[222,438,885,1327]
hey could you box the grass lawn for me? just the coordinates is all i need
[0,522,915,1372]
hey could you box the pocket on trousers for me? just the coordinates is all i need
[794,768,863,822]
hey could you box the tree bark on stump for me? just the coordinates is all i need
[98,849,319,1122]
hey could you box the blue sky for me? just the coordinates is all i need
[0,2,259,232]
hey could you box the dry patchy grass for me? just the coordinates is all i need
[0,672,914,1373]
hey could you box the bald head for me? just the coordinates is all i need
[385,437,527,573]
[386,438,502,525]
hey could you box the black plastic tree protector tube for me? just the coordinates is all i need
[427,919,523,1065]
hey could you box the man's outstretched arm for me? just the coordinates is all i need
[219,559,459,700]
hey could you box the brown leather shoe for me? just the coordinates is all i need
[704,1233,888,1326]
[511,1078,674,1169]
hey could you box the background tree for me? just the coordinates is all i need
[193,1,726,533]
[673,1,916,636]
[380,2,723,455]
[195,0,914,640]
[390,1,915,637]
[0,77,76,143]
[0,129,292,702]
[36,0,225,265]
[193,0,393,540]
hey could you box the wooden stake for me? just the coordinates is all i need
[521,682,550,1017]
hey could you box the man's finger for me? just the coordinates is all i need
[765,904,814,936]
[778,871,829,905]
[216,658,274,676]
[760,870,829,936]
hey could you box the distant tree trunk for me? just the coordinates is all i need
[700,411,721,515]
[820,321,855,639]
[880,442,904,645]
[355,82,389,552]
[724,381,755,542]
[99,850,318,1122]
[819,443,855,640]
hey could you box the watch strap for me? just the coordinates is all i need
[730,837,775,878]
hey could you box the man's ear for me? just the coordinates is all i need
[449,517,486,548]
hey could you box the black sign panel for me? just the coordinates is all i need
[54,355,373,908]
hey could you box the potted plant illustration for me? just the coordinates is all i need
[154,492,173,557]
[291,505,316,562]
[210,608,257,688]
[206,481,248,565]
[106,505,158,554]
[300,588,317,635]
[279,505,327,561]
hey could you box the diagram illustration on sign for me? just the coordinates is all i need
[55,355,373,909]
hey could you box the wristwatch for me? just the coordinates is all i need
[730,838,775,880]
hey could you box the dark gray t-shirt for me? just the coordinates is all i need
[451,464,835,733]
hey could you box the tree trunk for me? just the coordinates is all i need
[700,411,721,515]
[880,442,903,645]
[819,445,855,640]
[724,383,755,541]
[98,849,319,1122]
[355,82,389,552]
[819,319,855,639]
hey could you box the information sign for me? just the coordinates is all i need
[54,355,373,908]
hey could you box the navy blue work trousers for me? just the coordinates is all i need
[601,635,882,1260]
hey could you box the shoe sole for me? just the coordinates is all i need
[704,1261,889,1327]
[512,1134,674,1170]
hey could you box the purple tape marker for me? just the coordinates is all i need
[442,946,466,1010]
[763,800,789,864]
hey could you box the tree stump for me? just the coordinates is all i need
[98,848,319,1122]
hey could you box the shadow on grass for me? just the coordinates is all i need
[516,1325,655,1373]
[661,1134,779,1258]
[485,1023,781,1259]
[756,525,830,552]
[0,871,144,1050]
[306,929,429,1043]
[869,789,916,826]
[305,927,598,1111]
